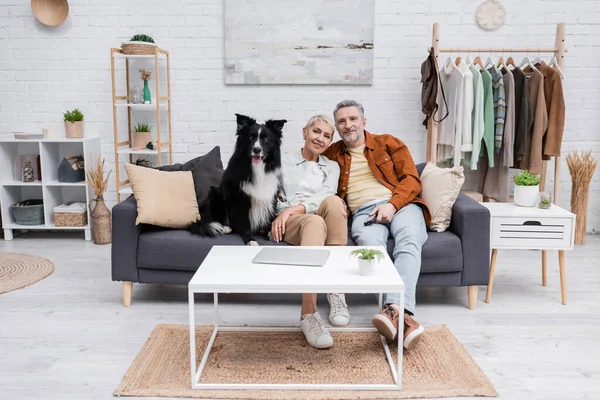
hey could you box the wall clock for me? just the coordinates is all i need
[475,0,506,31]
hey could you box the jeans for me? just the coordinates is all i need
[351,200,428,314]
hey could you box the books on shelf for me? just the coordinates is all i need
[13,132,44,140]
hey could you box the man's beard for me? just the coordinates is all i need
[342,130,360,142]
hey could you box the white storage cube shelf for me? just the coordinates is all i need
[0,136,101,241]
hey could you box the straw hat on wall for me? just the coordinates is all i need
[31,0,69,27]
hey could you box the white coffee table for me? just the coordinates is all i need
[188,245,405,391]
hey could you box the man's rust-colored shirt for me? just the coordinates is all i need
[323,130,431,225]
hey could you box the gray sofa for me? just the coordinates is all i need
[111,162,491,309]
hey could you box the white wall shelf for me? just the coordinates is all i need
[111,46,173,203]
[0,136,101,241]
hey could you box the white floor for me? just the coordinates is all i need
[1,231,599,400]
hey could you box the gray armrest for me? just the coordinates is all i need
[111,195,141,282]
[448,192,491,286]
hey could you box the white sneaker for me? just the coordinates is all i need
[301,312,333,349]
[327,293,350,327]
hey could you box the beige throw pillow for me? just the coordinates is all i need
[420,162,465,232]
[124,163,200,229]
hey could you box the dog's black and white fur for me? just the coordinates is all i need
[188,113,287,245]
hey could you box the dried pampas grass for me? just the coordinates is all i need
[566,150,597,245]
[86,155,112,198]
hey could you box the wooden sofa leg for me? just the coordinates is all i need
[123,282,133,307]
[468,286,478,310]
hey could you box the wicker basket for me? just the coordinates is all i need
[10,199,45,225]
[54,203,88,227]
[121,41,157,55]
[133,131,152,149]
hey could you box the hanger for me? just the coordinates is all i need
[505,55,517,68]
[484,49,497,69]
[548,55,565,79]
[473,53,485,69]
[496,48,508,70]
[531,47,543,65]
[518,48,538,71]
[465,48,474,67]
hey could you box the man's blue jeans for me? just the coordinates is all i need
[351,201,428,314]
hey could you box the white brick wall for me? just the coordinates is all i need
[1,0,599,232]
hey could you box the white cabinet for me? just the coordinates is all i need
[480,202,576,305]
[0,136,101,241]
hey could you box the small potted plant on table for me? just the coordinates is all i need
[350,248,385,276]
[513,170,541,207]
[64,108,84,138]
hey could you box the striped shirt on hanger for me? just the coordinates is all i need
[488,67,505,154]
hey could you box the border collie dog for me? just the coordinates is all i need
[188,113,287,245]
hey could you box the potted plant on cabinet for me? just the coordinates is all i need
[121,34,157,55]
[132,123,152,150]
[63,108,84,138]
[513,170,541,207]
[350,248,385,276]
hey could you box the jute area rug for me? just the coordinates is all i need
[0,252,54,294]
[115,324,497,399]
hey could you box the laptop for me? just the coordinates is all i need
[252,247,331,267]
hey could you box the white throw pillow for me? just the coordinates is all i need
[420,162,465,232]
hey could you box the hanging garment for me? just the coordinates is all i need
[478,147,510,202]
[511,68,532,168]
[437,59,465,167]
[487,66,506,154]
[480,68,495,168]
[464,63,485,170]
[522,69,548,174]
[537,61,566,158]
[501,67,515,167]
[420,50,448,127]
[457,59,474,154]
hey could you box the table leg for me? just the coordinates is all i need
[485,249,498,303]
[559,250,566,305]
[542,250,547,286]
[188,290,196,389]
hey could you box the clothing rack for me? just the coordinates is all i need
[425,22,567,205]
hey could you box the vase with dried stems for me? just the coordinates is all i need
[86,156,113,245]
[566,150,597,245]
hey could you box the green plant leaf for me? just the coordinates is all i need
[133,122,151,132]
[349,248,384,261]
[513,170,541,186]
[63,108,84,122]
[130,34,155,43]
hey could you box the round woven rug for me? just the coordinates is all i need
[0,252,54,294]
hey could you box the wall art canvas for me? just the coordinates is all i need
[224,0,375,85]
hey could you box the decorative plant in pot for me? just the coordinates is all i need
[132,123,152,150]
[350,248,384,276]
[86,155,112,245]
[513,170,541,207]
[121,33,157,55]
[63,108,84,138]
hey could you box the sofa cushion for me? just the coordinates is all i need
[138,230,290,272]
[158,146,224,208]
[125,163,200,229]
[420,162,465,232]
[420,231,463,273]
